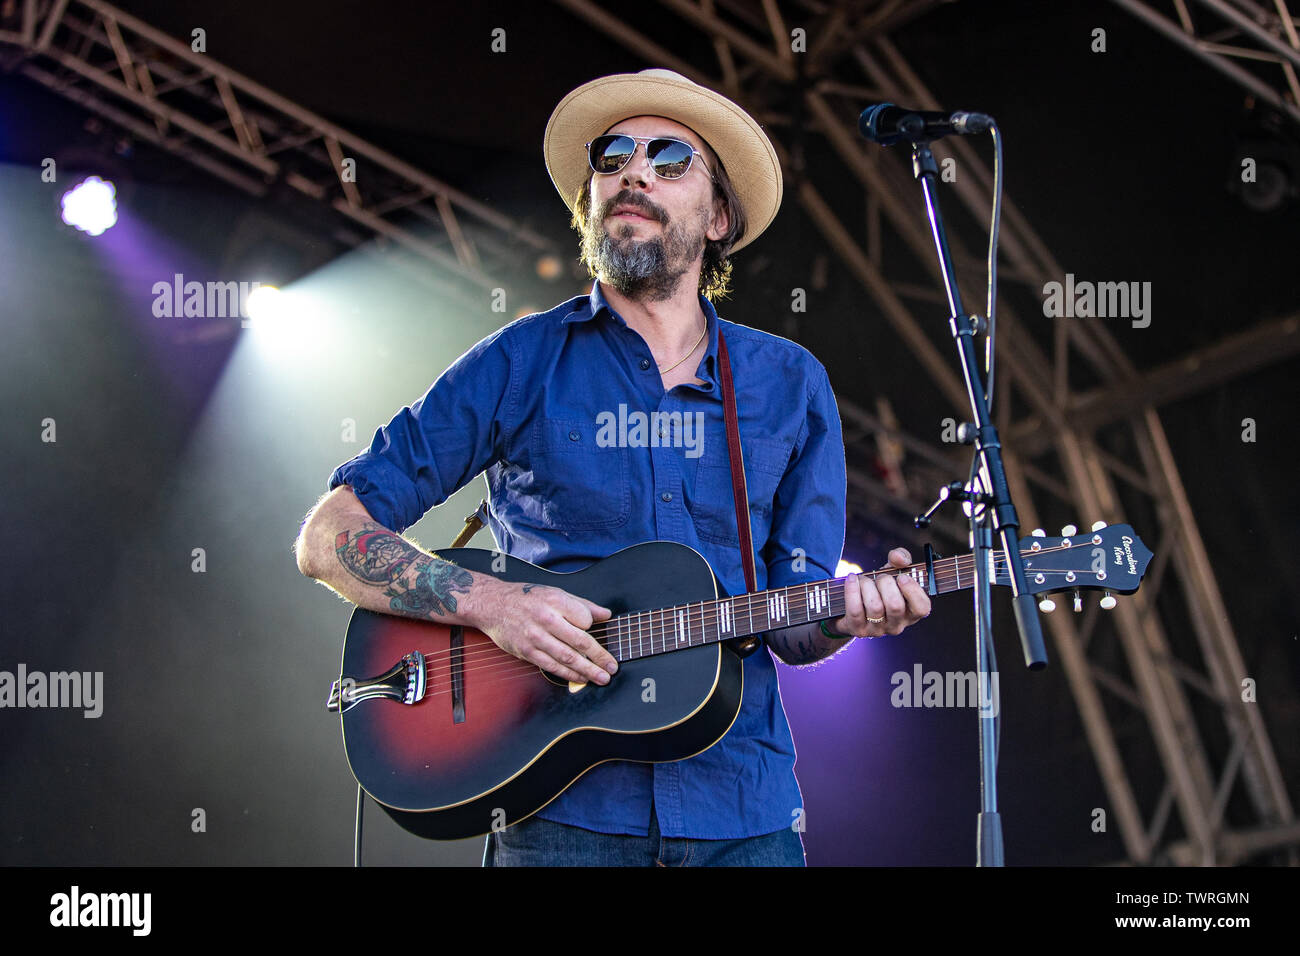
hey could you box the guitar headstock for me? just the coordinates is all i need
[997,522,1151,612]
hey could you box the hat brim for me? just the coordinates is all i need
[544,71,782,254]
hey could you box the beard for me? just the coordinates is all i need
[581,195,710,302]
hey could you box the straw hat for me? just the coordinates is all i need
[543,69,782,253]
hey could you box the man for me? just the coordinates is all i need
[294,69,931,866]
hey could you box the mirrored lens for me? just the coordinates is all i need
[647,139,694,178]
[590,135,636,174]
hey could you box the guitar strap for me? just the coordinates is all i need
[717,329,759,595]
[450,498,491,548]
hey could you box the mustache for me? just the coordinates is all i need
[600,193,665,223]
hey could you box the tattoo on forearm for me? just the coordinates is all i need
[335,524,473,618]
[336,526,416,585]
[386,558,474,617]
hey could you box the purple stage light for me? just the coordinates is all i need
[60,176,118,236]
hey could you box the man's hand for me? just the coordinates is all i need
[830,548,931,639]
[469,578,617,685]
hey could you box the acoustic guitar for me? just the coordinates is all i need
[327,524,1150,839]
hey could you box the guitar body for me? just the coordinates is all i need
[337,541,745,840]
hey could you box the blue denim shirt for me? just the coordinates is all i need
[328,280,847,839]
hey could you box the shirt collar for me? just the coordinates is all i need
[562,279,720,392]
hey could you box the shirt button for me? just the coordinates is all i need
[639,358,651,370]
[661,492,673,502]
[569,430,580,441]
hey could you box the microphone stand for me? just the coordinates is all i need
[907,137,1048,867]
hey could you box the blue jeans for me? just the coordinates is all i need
[482,804,806,867]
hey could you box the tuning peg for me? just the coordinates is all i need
[1031,528,1045,537]
[1061,524,1077,537]
[1072,589,1082,613]
[1038,597,1056,613]
[1099,592,1117,610]
[1091,520,1108,531]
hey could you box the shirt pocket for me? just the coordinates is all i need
[507,417,631,533]
[691,435,792,548]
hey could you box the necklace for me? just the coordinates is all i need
[657,319,707,374]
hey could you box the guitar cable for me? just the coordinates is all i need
[340,646,366,867]
[982,126,1003,765]
[968,459,1002,776]
[354,783,365,867]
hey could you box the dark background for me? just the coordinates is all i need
[0,0,1296,866]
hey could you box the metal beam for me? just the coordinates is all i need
[0,0,557,308]
[1010,313,1300,453]
[1110,0,1300,125]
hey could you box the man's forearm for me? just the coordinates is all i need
[764,620,854,666]
[297,505,503,628]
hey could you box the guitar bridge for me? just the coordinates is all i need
[327,650,426,713]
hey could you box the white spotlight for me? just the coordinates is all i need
[244,285,284,323]
[60,176,118,236]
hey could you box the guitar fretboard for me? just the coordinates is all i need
[601,557,984,663]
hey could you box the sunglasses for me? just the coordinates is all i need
[586,134,715,182]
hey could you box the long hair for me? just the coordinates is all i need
[570,153,747,302]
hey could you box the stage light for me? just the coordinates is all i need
[1237,156,1293,212]
[836,560,863,576]
[60,176,118,236]
[244,285,284,323]
[1228,104,1299,213]
[243,286,333,366]
[536,254,563,280]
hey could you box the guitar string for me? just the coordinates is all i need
[408,565,1097,686]
[570,540,1081,644]
[408,571,1091,689]
[367,559,1105,697]
[409,541,1083,674]
[410,546,1081,665]
[405,556,1086,676]
[415,562,987,676]
[407,659,601,699]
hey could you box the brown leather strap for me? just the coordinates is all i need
[449,498,490,548]
[717,331,758,595]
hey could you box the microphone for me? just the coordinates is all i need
[859,103,994,146]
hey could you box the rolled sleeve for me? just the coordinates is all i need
[328,325,516,533]
[761,361,846,589]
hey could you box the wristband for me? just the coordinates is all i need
[820,619,853,640]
